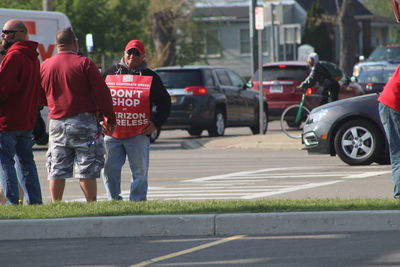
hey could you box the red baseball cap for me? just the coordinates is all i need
[125,40,145,54]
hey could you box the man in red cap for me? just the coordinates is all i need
[102,40,170,201]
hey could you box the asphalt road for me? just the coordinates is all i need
[31,121,392,202]
[2,231,400,267]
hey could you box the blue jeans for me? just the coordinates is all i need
[379,103,400,198]
[0,130,42,204]
[103,135,149,201]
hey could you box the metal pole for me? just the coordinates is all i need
[250,0,258,75]
[43,0,52,11]
[270,3,276,62]
[258,29,264,134]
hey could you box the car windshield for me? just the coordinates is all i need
[252,66,308,81]
[367,46,400,62]
[358,68,396,83]
[156,70,203,88]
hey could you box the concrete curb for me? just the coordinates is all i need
[1,210,400,240]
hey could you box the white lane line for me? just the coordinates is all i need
[185,167,325,182]
[241,181,343,199]
[343,171,391,179]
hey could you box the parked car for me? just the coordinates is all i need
[250,61,364,121]
[302,93,389,165]
[353,45,400,77]
[154,66,268,141]
[351,65,396,94]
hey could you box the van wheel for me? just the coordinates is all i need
[208,108,225,137]
[188,129,203,136]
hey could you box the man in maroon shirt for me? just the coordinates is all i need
[40,27,116,202]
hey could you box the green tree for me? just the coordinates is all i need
[362,0,400,44]
[301,0,333,61]
[149,0,205,67]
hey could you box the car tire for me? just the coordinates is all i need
[334,119,383,165]
[150,128,161,143]
[208,108,225,137]
[188,129,203,136]
[250,108,268,134]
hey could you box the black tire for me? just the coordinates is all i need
[334,119,384,165]
[208,108,225,137]
[280,104,310,139]
[149,128,161,143]
[250,108,268,134]
[188,129,203,136]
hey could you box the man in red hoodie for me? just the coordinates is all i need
[0,20,43,205]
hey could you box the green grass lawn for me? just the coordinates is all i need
[0,199,400,220]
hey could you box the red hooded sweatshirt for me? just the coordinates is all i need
[0,40,40,131]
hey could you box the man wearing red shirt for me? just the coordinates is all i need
[0,20,43,205]
[40,27,116,202]
[379,2,400,199]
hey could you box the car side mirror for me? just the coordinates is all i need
[350,76,358,83]
[358,55,365,62]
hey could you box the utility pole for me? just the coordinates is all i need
[250,0,258,75]
[43,0,52,11]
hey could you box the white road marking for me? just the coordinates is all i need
[76,167,391,201]
[342,171,391,179]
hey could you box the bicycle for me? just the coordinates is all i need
[280,87,331,139]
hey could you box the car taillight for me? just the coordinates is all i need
[278,65,287,68]
[305,88,314,95]
[184,86,208,95]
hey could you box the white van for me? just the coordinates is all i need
[0,8,71,143]
[0,8,71,62]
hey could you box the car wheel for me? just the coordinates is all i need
[334,119,383,165]
[150,128,160,143]
[188,129,203,136]
[250,108,268,134]
[208,108,225,137]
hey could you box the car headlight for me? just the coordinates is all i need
[353,65,361,77]
[306,106,342,125]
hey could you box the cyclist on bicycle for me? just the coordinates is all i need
[298,52,342,105]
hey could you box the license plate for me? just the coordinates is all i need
[270,85,283,93]
[171,96,177,103]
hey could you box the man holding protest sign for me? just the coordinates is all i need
[102,40,171,201]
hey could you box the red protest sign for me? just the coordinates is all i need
[105,74,153,138]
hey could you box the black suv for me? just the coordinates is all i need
[154,66,268,140]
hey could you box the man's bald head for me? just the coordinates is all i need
[56,27,78,51]
[1,20,28,49]
[4,20,28,33]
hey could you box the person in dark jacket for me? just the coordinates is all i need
[102,40,171,201]
[0,20,43,205]
[299,52,340,105]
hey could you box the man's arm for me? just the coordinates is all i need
[0,53,22,102]
[85,58,116,126]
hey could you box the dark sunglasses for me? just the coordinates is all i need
[2,30,24,34]
[126,49,141,56]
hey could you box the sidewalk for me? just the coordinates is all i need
[1,210,400,241]
[3,130,394,241]
[181,131,303,150]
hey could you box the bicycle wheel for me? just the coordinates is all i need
[280,104,310,139]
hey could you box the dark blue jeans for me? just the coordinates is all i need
[0,130,42,204]
[379,103,400,199]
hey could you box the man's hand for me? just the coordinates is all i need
[141,121,157,135]
[100,121,115,135]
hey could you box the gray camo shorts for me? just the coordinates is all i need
[46,112,105,180]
